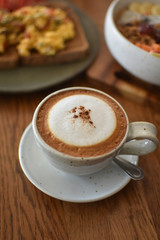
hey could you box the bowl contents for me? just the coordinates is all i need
[116,2,160,57]
[0,5,75,56]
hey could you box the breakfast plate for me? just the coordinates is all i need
[0,0,99,93]
[19,124,139,203]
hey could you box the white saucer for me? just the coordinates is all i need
[19,124,138,203]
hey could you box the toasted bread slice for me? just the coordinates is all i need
[20,2,90,66]
[0,47,19,69]
[0,2,89,69]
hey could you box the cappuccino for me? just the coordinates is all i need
[36,88,127,157]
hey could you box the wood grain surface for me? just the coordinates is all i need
[0,0,160,239]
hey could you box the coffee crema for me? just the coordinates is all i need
[36,89,127,157]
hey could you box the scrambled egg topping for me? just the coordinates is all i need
[0,6,75,56]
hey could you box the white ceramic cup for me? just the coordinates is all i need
[32,87,159,175]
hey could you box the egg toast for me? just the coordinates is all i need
[0,47,19,69]
[0,2,89,69]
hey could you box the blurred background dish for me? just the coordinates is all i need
[0,0,99,92]
[104,0,160,86]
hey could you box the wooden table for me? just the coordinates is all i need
[1,0,160,239]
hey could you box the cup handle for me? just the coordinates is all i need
[119,122,159,156]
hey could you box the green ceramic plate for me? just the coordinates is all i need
[0,0,99,92]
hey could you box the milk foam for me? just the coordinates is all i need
[48,94,117,146]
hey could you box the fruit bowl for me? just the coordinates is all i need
[104,0,160,86]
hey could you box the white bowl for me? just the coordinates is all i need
[104,0,160,86]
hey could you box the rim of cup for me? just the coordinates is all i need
[32,87,129,161]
